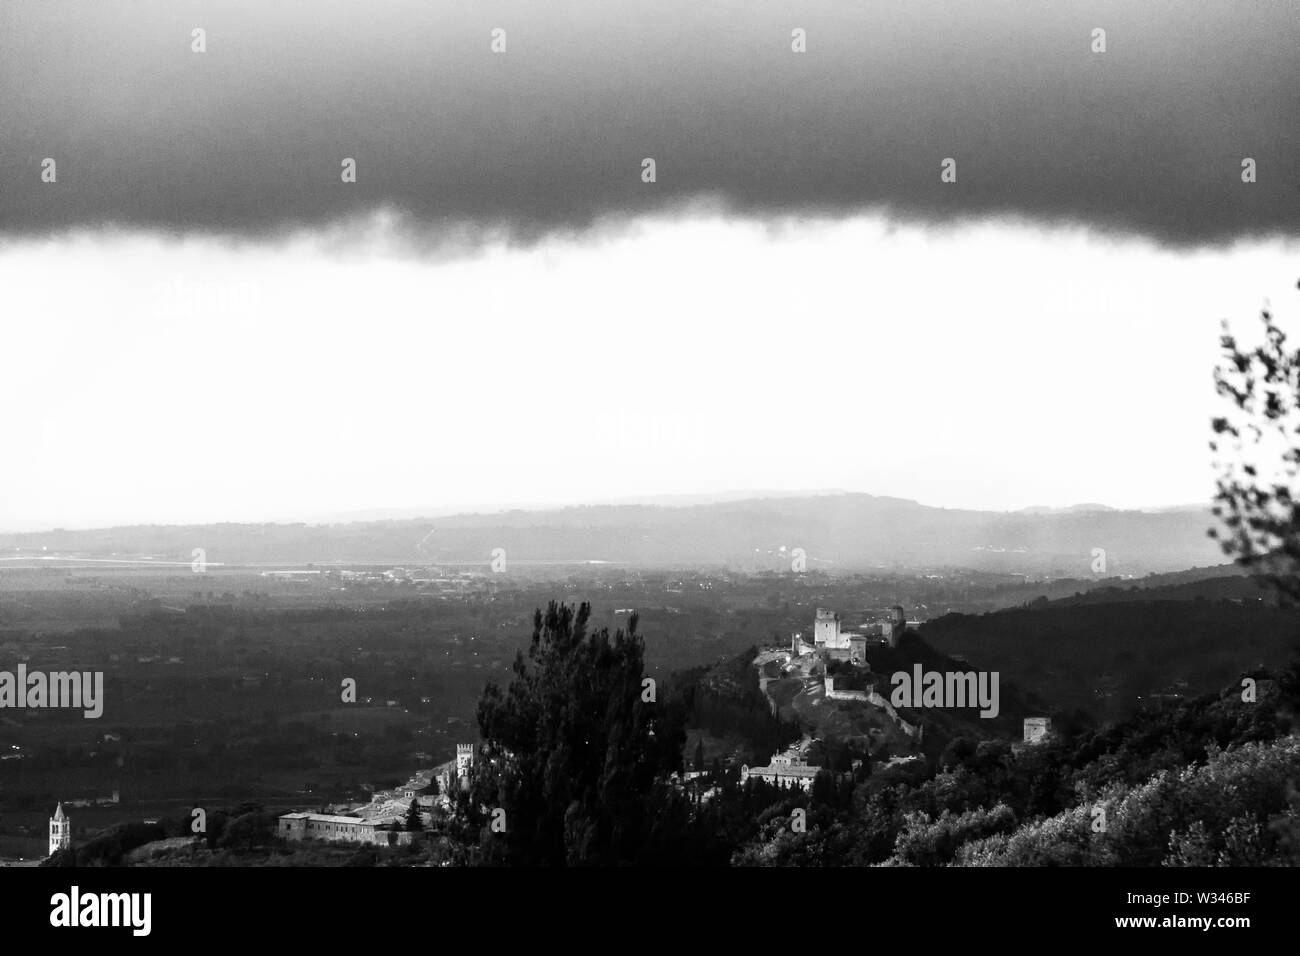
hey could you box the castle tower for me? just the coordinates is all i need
[455,743,474,784]
[814,609,845,649]
[49,803,71,857]
[885,605,906,648]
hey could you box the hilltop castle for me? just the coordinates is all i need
[814,609,847,649]
[49,803,71,857]
[794,606,906,664]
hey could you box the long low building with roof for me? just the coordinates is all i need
[739,748,821,790]
[278,812,414,847]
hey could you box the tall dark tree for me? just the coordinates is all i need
[405,799,423,832]
[1211,281,1300,602]
[217,810,273,852]
[694,738,705,773]
[467,601,688,865]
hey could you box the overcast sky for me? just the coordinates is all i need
[1,1,1297,531]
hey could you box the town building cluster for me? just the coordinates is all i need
[276,743,476,847]
[42,746,480,857]
[748,607,1053,785]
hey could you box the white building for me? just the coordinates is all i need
[278,812,415,846]
[740,749,821,790]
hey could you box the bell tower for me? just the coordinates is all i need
[49,803,71,857]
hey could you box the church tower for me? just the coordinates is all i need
[456,744,474,790]
[49,803,71,857]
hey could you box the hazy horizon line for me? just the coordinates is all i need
[0,488,1213,537]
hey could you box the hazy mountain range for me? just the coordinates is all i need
[0,494,1221,576]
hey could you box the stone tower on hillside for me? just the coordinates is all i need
[49,803,71,857]
[814,609,847,649]
[883,605,907,648]
[456,743,474,786]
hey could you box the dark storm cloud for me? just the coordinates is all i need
[1,0,1296,247]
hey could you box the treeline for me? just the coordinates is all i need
[674,648,801,763]
[919,598,1300,721]
[731,660,1300,865]
[43,802,277,867]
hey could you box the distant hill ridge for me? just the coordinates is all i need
[0,493,1223,576]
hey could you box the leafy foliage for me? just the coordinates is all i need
[1211,282,1300,602]
[733,666,1300,867]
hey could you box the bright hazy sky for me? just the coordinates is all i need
[2,214,1296,531]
